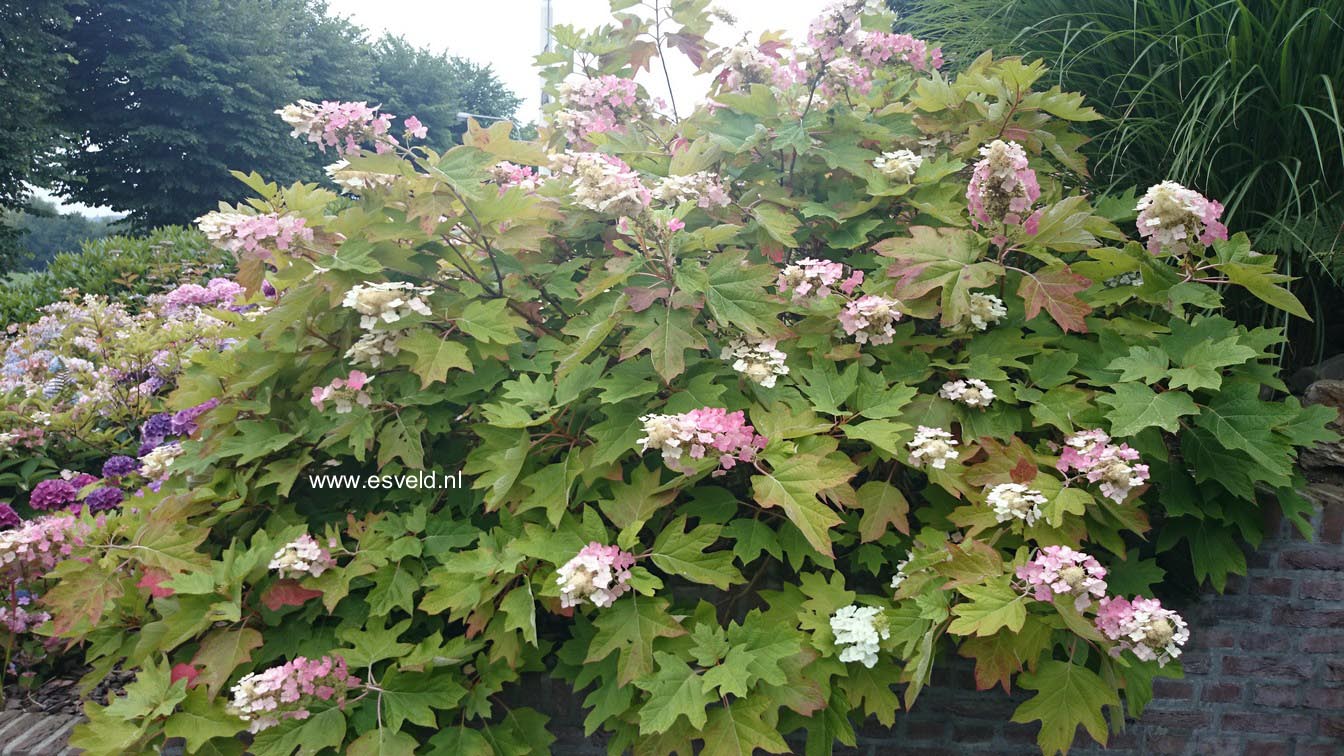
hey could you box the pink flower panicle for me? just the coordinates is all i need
[195,212,313,257]
[275,100,395,157]
[777,258,859,302]
[1057,429,1150,504]
[268,534,336,579]
[967,140,1041,235]
[557,542,636,609]
[230,655,360,733]
[1017,545,1108,611]
[1135,181,1228,255]
[554,75,645,145]
[403,116,427,140]
[489,161,543,194]
[715,43,799,92]
[638,408,766,474]
[163,278,245,313]
[860,32,942,72]
[1095,596,1189,666]
[0,513,88,578]
[839,295,901,345]
[310,371,373,414]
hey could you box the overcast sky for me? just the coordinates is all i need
[323,0,824,122]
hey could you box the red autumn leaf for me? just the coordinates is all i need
[137,568,175,598]
[170,663,201,687]
[260,579,323,611]
[1018,266,1092,334]
[1010,456,1038,484]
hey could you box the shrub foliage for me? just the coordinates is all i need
[16,2,1333,754]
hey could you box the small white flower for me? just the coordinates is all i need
[139,443,183,479]
[721,336,789,388]
[986,482,1047,526]
[939,378,995,408]
[269,534,334,579]
[907,426,959,469]
[963,292,1007,331]
[873,149,923,181]
[829,604,890,668]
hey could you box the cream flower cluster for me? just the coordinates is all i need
[324,160,397,192]
[230,655,359,733]
[873,149,923,181]
[269,534,336,580]
[961,292,1008,331]
[939,378,995,408]
[557,542,635,609]
[638,408,766,473]
[139,442,183,479]
[907,426,959,469]
[651,172,732,209]
[721,336,789,388]
[829,604,889,668]
[340,282,433,330]
[986,482,1046,526]
[1096,596,1189,666]
[550,151,652,217]
[345,331,401,368]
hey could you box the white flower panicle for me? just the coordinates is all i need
[986,482,1047,526]
[550,151,652,217]
[139,443,183,479]
[1135,180,1227,255]
[721,336,789,388]
[651,171,732,208]
[890,556,911,590]
[873,149,923,181]
[939,378,996,408]
[839,295,902,345]
[269,534,335,579]
[829,604,889,668]
[907,426,959,469]
[324,160,396,191]
[962,292,1007,331]
[341,282,433,330]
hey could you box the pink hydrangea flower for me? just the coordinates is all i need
[840,295,902,345]
[269,534,336,579]
[667,218,686,234]
[1017,545,1108,610]
[0,513,89,578]
[1096,596,1189,666]
[638,408,766,474]
[489,161,543,194]
[554,75,645,145]
[195,212,313,257]
[777,258,849,302]
[163,278,245,313]
[275,100,395,156]
[310,371,373,414]
[967,140,1041,235]
[1057,429,1150,504]
[230,655,360,733]
[403,116,427,140]
[1135,181,1228,255]
[860,32,941,71]
[557,542,636,609]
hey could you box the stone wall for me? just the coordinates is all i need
[535,480,1344,755]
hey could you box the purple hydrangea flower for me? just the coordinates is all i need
[29,479,77,511]
[170,398,220,437]
[68,473,99,491]
[83,487,125,513]
[0,503,20,529]
[140,413,174,448]
[102,455,138,478]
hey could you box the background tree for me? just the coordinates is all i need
[54,0,371,229]
[0,0,79,270]
[369,35,523,151]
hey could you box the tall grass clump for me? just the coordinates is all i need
[892,0,1344,365]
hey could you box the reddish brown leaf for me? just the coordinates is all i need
[1018,266,1092,333]
[170,663,201,687]
[260,579,323,611]
[1010,456,1038,484]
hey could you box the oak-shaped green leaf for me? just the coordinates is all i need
[1098,383,1198,437]
[378,668,467,732]
[947,578,1027,637]
[633,651,713,734]
[751,442,858,557]
[586,596,687,685]
[700,697,790,756]
[398,329,472,388]
[651,515,743,589]
[457,299,525,345]
[1011,660,1119,755]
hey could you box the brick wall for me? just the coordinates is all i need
[532,478,1344,755]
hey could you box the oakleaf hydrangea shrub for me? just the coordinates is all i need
[41,2,1335,754]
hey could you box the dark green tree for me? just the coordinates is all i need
[369,35,523,151]
[0,0,79,270]
[54,0,371,228]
